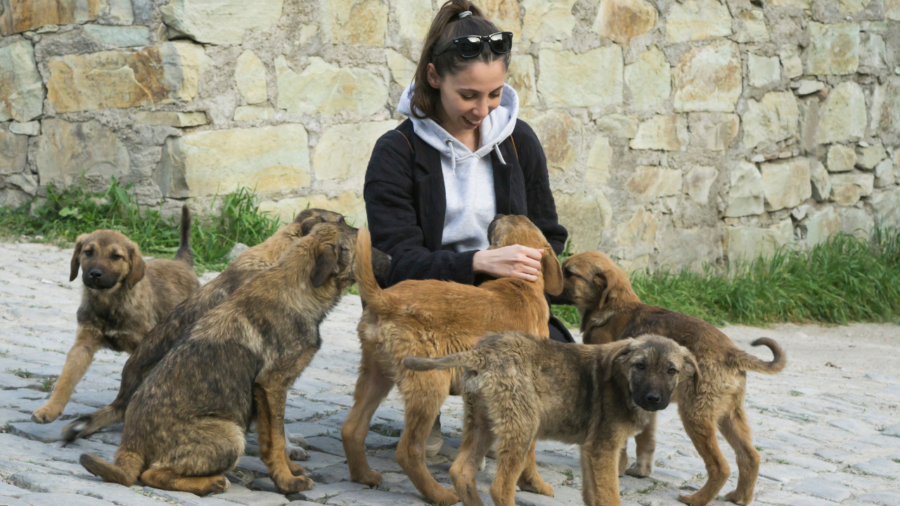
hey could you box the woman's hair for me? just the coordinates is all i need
[410,0,510,120]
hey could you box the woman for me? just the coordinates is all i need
[363,0,574,456]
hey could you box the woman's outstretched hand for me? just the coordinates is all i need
[473,245,543,281]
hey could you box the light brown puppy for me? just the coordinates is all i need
[554,251,787,506]
[32,206,198,424]
[404,332,698,506]
[342,215,565,505]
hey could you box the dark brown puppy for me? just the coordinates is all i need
[404,332,698,506]
[80,220,383,495]
[61,209,356,442]
[33,206,198,425]
[342,215,564,506]
[556,251,787,506]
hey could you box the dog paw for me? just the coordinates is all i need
[678,493,709,506]
[205,476,230,495]
[425,486,459,506]
[519,479,554,497]
[723,490,752,505]
[625,461,652,478]
[275,474,314,493]
[287,461,310,477]
[31,404,62,424]
[286,444,310,461]
[354,469,383,487]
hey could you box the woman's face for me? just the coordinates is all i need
[427,59,506,132]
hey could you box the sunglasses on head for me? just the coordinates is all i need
[433,31,514,58]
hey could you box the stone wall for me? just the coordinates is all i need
[2,0,900,270]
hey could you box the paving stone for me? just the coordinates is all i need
[756,491,840,506]
[0,409,29,425]
[298,451,346,471]
[9,420,70,443]
[770,454,836,472]
[852,458,900,478]
[860,491,900,506]
[306,436,345,457]
[829,418,879,434]
[18,493,115,506]
[785,477,853,501]
[0,483,28,498]
[0,498,29,506]
[866,373,900,383]
[758,464,818,483]
[287,481,368,502]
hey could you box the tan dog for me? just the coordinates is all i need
[32,206,198,424]
[554,251,787,506]
[341,215,565,505]
[405,332,699,506]
[80,220,389,495]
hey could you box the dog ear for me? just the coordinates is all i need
[125,243,146,289]
[70,235,87,282]
[683,351,702,392]
[312,244,338,288]
[300,216,324,236]
[601,339,634,382]
[597,271,613,308]
[541,244,564,296]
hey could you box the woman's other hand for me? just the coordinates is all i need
[473,245,543,281]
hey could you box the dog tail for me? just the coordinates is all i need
[403,352,475,372]
[730,338,786,374]
[355,227,391,313]
[174,204,194,266]
[80,450,144,486]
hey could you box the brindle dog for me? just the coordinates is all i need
[33,206,198,425]
[80,220,389,495]
[405,332,699,506]
[555,251,786,506]
[60,209,366,442]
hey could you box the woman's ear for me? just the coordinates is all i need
[426,63,442,89]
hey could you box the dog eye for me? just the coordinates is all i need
[110,254,123,261]
[668,368,678,375]
[635,362,646,370]
[84,249,93,257]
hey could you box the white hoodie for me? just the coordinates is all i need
[397,82,520,253]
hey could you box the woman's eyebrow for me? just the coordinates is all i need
[458,85,505,94]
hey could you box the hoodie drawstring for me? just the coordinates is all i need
[493,144,506,165]
[446,139,457,172]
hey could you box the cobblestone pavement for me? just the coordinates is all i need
[1,240,899,506]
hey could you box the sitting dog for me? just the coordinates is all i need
[60,209,363,442]
[32,206,198,424]
[404,331,698,506]
[555,251,787,506]
[80,219,389,495]
[341,215,564,506]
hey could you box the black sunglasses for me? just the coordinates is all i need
[433,32,514,58]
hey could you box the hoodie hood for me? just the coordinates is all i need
[397,82,519,170]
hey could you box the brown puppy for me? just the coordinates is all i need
[60,209,366,442]
[32,206,198,424]
[341,215,565,505]
[555,251,787,506]
[80,220,387,495]
[405,332,699,506]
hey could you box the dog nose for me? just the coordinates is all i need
[89,269,102,279]
[646,393,661,405]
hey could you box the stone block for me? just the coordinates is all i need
[595,114,638,138]
[665,0,732,44]
[760,158,812,211]
[538,43,622,108]
[860,33,887,74]
[839,206,874,238]
[586,136,610,184]
[234,106,275,121]
[161,0,284,45]
[831,173,874,205]
[624,46,671,112]
[507,55,537,108]
[154,124,310,198]
[319,0,387,46]
[625,166,683,200]
[275,56,387,116]
[0,41,43,123]
[826,144,856,173]
[133,111,209,127]
[522,0,577,42]
[81,25,151,48]
[552,190,613,253]
[726,219,793,261]
[688,113,739,151]
[480,0,522,39]
[781,45,804,80]
[749,54,781,88]
[795,80,825,95]
[741,92,800,150]
[385,49,416,88]
[593,0,658,45]
[805,22,860,75]
[260,191,367,227]
[236,50,268,105]
[0,130,28,176]
[872,187,900,228]
[8,122,40,136]
[873,77,900,144]
[529,110,581,173]
[857,144,886,169]
[630,115,687,151]
[394,0,433,41]
[685,166,718,204]
[889,0,900,20]
[817,82,866,145]
[36,119,130,189]
[313,121,397,182]
[673,40,742,113]
[0,0,106,35]
[806,207,840,246]
[734,9,769,43]
[874,159,895,187]
[616,207,658,249]
[47,42,207,113]
[810,159,832,201]
[726,161,765,217]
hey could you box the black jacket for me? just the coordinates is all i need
[364,118,568,288]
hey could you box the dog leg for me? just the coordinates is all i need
[342,351,394,487]
[253,383,314,493]
[580,446,597,506]
[33,326,101,423]
[618,446,628,476]
[450,396,494,506]
[626,412,656,477]
[517,439,553,497]
[678,411,730,506]
[583,441,622,506]
[718,407,759,505]
[489,435,531,506]
[62,399,126,442]
[140,468,230,496]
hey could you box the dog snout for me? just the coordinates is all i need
[89,269,103,279]
[645,392,661,405]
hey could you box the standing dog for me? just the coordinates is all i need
[32,206,198,424]
[80,220,388,495]
[405,332,699,506]
[555,251,786,506]
[342,215,564,505]
[60,209,361,442]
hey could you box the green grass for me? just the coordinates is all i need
[0,178,281,272]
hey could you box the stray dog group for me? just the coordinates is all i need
[34,206,785,506]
